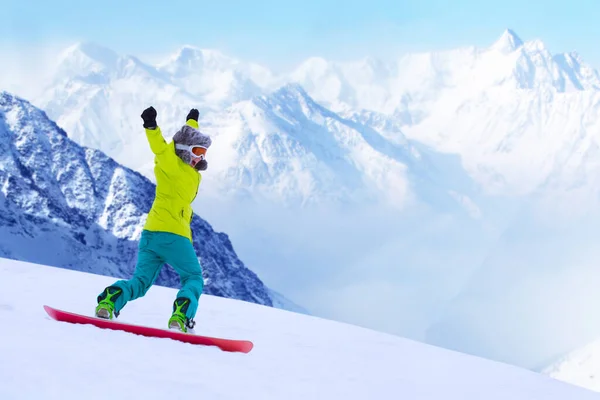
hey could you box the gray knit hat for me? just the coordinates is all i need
[172,124,212,166]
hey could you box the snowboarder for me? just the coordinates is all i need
[95,106,212,333]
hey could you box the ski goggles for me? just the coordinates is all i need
[175,144,207,160]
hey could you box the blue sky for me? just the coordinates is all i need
[3,0,600,70]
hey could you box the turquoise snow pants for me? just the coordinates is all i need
[106,230,204,320]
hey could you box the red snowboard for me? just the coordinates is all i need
[43,305,253,353]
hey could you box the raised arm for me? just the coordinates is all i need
[140,106,170,155]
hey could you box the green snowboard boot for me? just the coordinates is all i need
[168,297,196,333]
[95,286,123,320]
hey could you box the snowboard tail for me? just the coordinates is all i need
[43,305,253,353]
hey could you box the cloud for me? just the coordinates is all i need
[194,192,498,345]
[424,199,600,370]
[0,40,71,99]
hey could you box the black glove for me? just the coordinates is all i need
[141,106,157,129]
[195,159,207,171]
[186,108,199,122]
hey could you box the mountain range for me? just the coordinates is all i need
[35,41,477,212]
[30,29,600,209]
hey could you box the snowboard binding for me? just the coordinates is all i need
[168,297,196,333]
[95,286,123,320]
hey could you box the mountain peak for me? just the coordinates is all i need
[276,82,309,96]
[158,45,239,74]
[257,82,317,112]
[295,56,332,75]
[53,41,122,84]
[59,41,120,67]
[0,91,68,138]
[174,45,224,61]
[491,29,524,53]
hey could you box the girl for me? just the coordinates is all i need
[95,106,212,333]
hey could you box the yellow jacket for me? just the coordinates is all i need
[143,120,201,242]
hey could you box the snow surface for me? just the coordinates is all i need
[1,257,599,400]
[544,337,600,393]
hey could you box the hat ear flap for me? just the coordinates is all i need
[195,159,208,171]
[175,147,191,164]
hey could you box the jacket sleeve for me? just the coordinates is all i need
[145,126,169,155]
[145,126,179,174]
[186,119,199,129]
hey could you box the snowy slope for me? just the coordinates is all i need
[543,337,600,393]
[1,258,598,400]
[0,90,275,307]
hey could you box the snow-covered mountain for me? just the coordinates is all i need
[32,41,487,214]
[289,29,600,200]
[36,43,282,180]
[38,42,201,170]
[156,45,279,101]
[394,30,600,199]
[2,258,599,400]
[34,42,479,211]
[385,33,600,372]
[196,82,478,209]
[278,30,600,372]
[0,90,275,307]
[543,336,600,394]
[30,29,600,206]
[291,29,600,116]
